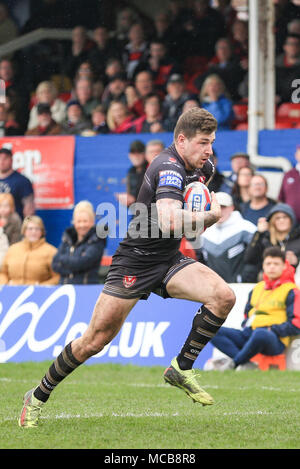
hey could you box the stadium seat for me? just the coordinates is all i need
[251,353,286,370]
[275,120,294,129]
[276,103,300,128]
[233,103,248,123]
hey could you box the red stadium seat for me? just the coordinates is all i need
[275,120,294,129]
[235,122,248,130]
[251,353,286,370]
[233,103,248,123]
[276,103,300,127]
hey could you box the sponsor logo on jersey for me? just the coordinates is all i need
[123,275,137,288]
[158,170,183,189]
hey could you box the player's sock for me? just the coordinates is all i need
[33,342,83,403]
[176,306,225,370]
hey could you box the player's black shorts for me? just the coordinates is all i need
[102,251,196,300]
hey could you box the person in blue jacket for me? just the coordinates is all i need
[52,200,106,284]
[199,73,234,130]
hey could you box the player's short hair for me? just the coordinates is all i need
[263,246,285,262]
[174,107,217,141]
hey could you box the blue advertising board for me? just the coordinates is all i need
[0,285,213,368]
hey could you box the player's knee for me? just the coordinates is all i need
[215,285,236,318]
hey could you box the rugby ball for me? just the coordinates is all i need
[183,182,211,238]
[183,182,211,212]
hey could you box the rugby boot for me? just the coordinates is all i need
[19,388,44,428]
[164,357,214,405]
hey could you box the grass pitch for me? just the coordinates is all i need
[1,362,300,449]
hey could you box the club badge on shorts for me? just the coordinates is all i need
[123,275,137,288]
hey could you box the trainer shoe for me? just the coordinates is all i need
[164,357,214,405]
[19,388,44,428]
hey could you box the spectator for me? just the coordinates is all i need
[199,74,234,130]
[207,151,225,193]
[199,192,257,283]
[152,11,175,51]
[0,2,18,45]
[113,7,140,47]
[220,152,251,194]
[101,73,128,110]
[0,215,59,285]
[194,38,245,102]
[74,78,100,119]
[26,103,62,136]
[134,39,180,93]
[52,201,106,284]
[60,100,91,135]
[0,147,34,219]
[90,105,109,135]
[145,139,165,165]
[73,60,96,83]
[106,100,135,134]
[182,99,200,112]
[278,145,300,224]
[240,174,276,226]
[0,103,22,136]
[210,247,300,371]
[162,74,193,131]
[231,19,248,63]
[116,140,147,207]
[125,70,155,117]
[64,25,96,80]
[133,93,166,133]
[0,58,29,131]
[104,58,125,85]
[0,193,22,245]
[231,166,255,211]
[243,203,300,282]
[276,34,300,103]
[27,81,67,130]
[122,23,148,79]
[88,25,120,77]
[0,225,8,268]
[215,0,237,34]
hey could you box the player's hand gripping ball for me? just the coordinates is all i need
[183,182,211,237]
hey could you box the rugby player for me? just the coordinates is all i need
[19,107,235,428]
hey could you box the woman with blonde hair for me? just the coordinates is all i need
[27,80,67,130]
[52,200,106,284]
[106,100,135,134]
[0,192,22,244]
[0,215,59,285]
[199,74,234,130]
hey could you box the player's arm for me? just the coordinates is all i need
[156,191,221,236]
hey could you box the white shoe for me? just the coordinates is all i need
[236,361,259,371]
[206,357,235,371]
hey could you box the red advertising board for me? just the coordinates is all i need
[0,136,75,209]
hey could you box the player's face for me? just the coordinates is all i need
[262,256,285,280]
[180,132,215,170]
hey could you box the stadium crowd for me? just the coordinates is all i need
[0,0,299,136]
[0,0,299,288]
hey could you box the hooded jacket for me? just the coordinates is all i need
[243,261,300,347]
[52,225,106,284]
[200,210,257,282]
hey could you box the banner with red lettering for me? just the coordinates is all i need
[0,136,75,209]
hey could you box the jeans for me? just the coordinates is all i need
[211,327,285,366]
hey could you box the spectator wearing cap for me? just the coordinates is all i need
[101,73,128,110]
[243,203,300,282]
[220,151,251,194]
[162,74,195,131]
[198,191,256,283]
[25,103,62,136]
[27,81,67,131]
[60,100,91,135]
[116,140,147,206]
[278,145,300,225]
[0,147,34,219]
[240,174,276,226]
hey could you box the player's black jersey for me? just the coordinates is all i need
[117,143,215,263]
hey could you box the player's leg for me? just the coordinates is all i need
[163,261,235,405]
[19,292,139,427]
